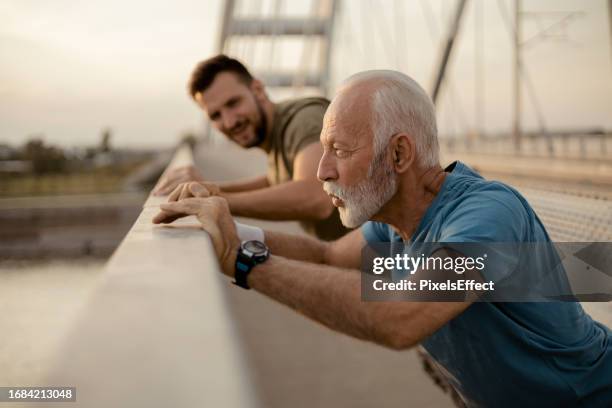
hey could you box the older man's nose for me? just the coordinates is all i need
[317,152,338,182]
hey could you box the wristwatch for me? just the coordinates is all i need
[234,240,270,289]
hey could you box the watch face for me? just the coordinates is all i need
[243,240,267,255]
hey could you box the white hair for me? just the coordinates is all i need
[343,70,439,168]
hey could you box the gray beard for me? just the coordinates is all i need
[324,151,397,228]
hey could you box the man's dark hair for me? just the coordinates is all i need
[188,54,254,99]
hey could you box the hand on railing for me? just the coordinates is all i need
[165,181,221,202]
[152,195,239,276]
[153,165,205,196]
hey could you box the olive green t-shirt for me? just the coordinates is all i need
[267,97,350,241]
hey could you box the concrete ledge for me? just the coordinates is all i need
[46,145,258,408]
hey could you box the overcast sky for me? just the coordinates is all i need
[1,0,610,149]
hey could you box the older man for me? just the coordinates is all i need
[154,54,348,240]
[153,71,612,407]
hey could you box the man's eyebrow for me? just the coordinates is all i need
[322,135,344,147]
[225,96,240,106]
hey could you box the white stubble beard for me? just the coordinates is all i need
[323,152,398,228]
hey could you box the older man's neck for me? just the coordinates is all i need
[374,165,447,241]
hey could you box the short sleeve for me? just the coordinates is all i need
[440,185,527,242]
[284,104,327,161]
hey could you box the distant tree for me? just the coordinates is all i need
[100,128,112,153]
[21,137,67,174]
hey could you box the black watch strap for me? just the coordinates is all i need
[234,250,255,289]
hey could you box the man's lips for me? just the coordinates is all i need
[328,193,344,207]
[230,122,249,138]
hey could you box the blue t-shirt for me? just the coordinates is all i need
[362,161,612,407]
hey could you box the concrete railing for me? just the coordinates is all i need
[46,144,258,408]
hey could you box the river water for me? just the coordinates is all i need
[0,260,104,388]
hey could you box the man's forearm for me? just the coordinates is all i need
[217,175,270,193]
[263,229,363,269]
[264,230,328,264]
[223,180,333,221]
[248,256,446,349]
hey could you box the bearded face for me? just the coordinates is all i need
[197,72,268,149]
[220,97,267,148]
[323,148,398,228]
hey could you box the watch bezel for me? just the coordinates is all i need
[240,240,269,262]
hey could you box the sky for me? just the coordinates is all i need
[0,0,611,149]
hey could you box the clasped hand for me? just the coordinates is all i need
[152,181,238,276]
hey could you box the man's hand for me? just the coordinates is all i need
[152,196,239,277]
[166,181,222,202]
[153,165,205,196]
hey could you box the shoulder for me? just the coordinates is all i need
[280,96,330,111]
[276,96,328,121]
[440,180,530,242]
[281,97,329,128]
[279,98,329,153]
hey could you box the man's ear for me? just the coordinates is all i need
[250,79,267,103]
[390,133,415,173]
[194,92,207,111]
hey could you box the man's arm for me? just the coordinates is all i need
[264,229,364,269]
[153,165,270,196]
[153,196,472,351]
[248,255,472,350]
[160,143,333,220]
[218,175,270,193]
[222,143,333,220]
